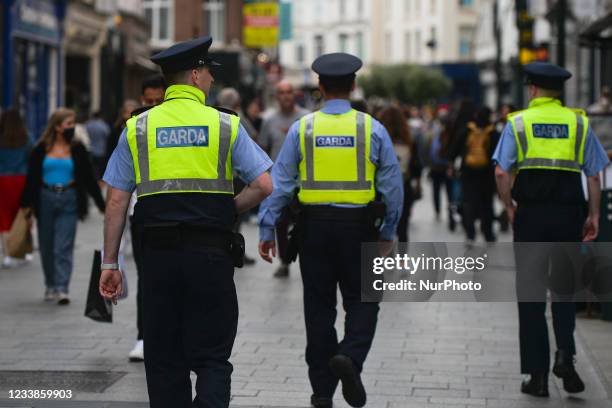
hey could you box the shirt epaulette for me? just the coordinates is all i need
[131,106,155,118]
[211,106,239,117]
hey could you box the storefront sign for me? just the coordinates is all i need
[243,2,279,48]
[12,0,61,45]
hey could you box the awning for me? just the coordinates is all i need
[580,12,612,48]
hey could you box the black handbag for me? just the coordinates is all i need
[84,250,113,323]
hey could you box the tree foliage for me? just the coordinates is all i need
[359,64,452,104]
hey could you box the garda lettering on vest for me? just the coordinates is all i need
[315,136,355,148]
[532,124,569,139]
[156,126,209,147]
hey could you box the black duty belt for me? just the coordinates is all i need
[142,224,233,251]
[43,182,75,192]
[301,205,367,222]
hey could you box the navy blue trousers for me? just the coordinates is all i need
[142,234,237,408]
[514,204,584,374]
[298,217,379,398]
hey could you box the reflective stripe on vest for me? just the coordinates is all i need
[298,110,376,204]
[513,112,586,173]
[132,110,234,197]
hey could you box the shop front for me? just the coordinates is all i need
[1,0,65,140]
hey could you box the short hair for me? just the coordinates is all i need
[319,74,355,95]
[537,87,562,99]
[141,74,167,95]
[217,88,241,109]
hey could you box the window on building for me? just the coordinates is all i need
[459,26,475,59]
[339,33,349,53]
[404,0,410,17]
[404,31,411,60]
[355,31,364,59]
[339,0,346,18]
[314,35,325,57]
[415,0,420,16]
[296,44,305,63]
[415,30,421,61]
[431,0,436,14]
[385,32,392,60]
[144,0,174,44]
[203,0,225,45]
[357,0,364,16]
[459,0,473,7]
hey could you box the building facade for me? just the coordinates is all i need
[280,0,480,86]
[279,0,371,85]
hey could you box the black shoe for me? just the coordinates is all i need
[329,354,366,407]
[310,394,333,408]
[273,264,289,278]
[553,350,585,393]
[521,373,549,397]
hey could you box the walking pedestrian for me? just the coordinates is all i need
[100,36,272,407]
[258,53,403,408]
[449,106,499,244]
[0,109,31,268]
[258,80,309,278]
[85,112,111,185]
[21,108,105,304]
[428,114,453,224]
[378,105,421,243]
[494,62,609,397]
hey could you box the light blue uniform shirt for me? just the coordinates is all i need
[103,120,272,193]
[258,99,404,242]
[493,121,609,177]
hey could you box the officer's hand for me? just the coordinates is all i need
[582,215,599,242]
[99,269,122,305]
[378,240,395,257]
[258,240,277,263]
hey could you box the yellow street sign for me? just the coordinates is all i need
[243,2,279,48]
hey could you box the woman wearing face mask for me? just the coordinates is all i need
[21,108,105,305]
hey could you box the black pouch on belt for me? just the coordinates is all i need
[231,233,246,268]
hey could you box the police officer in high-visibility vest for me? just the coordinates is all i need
[494,62,609,397]
[99,36,273,407]
[258,53,403,408]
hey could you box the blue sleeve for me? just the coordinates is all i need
[258,121,301,241]
[491,122,517,172]
[582,126,610,177]
[370,119,404,241]
[232,124,273,183]
[102,129,136,192]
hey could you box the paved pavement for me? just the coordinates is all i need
[0,184,611,408]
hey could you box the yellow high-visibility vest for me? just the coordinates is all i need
[126,85,239,198]
[508,97,587,173]
[297,109,376,204]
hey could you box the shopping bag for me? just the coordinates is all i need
[6,208,33,259]
[84,250,113,323]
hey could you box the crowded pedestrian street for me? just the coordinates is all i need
[1,187,611,408]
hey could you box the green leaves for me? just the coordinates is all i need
[359,64,451,104]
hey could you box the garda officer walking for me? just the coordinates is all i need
[493,62,609,397]
[258,53,403,408]
[99,36,273,407]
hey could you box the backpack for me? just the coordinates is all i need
[464,122,493,169]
